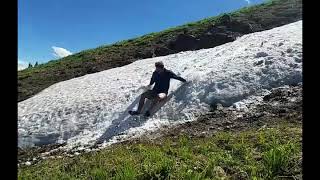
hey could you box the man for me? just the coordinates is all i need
[129,61,187,117]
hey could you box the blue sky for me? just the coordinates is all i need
[18,0,265,69]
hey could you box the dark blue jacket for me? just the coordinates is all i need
[149,68,186,94]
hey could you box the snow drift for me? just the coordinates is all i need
[18,21,302,149]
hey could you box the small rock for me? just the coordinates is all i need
[118,132,125,135]
[226,120,233,124]
[278,42,284,46]
[254,113,263,118]
[213,166,227,178]
[223,120,233,125]
[279,109,287,113]
[32,158,37,161]
[216,103,224,110]
[85,149,92,153]
[77,147,85,151]
[49,149,59,153]
[265,60,273,65]
[25,161,31,166]
[236,114,243,118]
[74,152,80,156]
[41,152,50,156]
[187,169,193,174]
[255,52,268,58]
[286,48,293,53]
[294,57,302,63]
[253,154,262,160]
[289,97,297,102]
[199,132,206,138]
[289,63,298,68]
[259,125,267,131]
[254,60,264,66]
[171,142,178,146]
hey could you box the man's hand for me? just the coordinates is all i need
[146,84,152,89]
[184,80,191,84]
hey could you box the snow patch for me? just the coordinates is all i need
[18,21,302,149]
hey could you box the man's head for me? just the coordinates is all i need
[155,61,164,73]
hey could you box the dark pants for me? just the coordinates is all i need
[137,90,167,113]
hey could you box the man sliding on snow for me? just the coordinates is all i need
[129,61,187,117]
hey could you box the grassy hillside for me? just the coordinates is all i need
[18,122,302,179]
[18,0,302,102]
[18,84,302,179]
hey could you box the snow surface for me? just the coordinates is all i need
[18,21,302,149]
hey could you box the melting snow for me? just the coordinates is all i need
[18,21,302,149]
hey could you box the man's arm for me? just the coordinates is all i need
[149,72,156,85]
[169,71,187,82]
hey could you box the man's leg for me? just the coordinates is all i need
[130,90,158,115]
[136,91,149,113]
[148,98,159,112]
[145,93,167,116]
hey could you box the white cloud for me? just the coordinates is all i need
[52,46,72,58]
[245,0,251,4]
[18,59,28,71]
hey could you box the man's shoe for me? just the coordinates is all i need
[144,111,151,117]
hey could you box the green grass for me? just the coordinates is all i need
[18,122,302,179]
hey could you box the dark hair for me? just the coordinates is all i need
[155,61,164,68]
